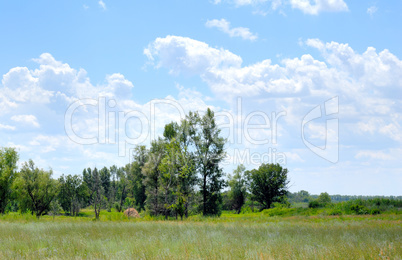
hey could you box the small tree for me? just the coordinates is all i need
[49,199,62,220]
[247,163,289,210]
[15,160,59,218]
[228,164,247,214]
[170,194,186,220]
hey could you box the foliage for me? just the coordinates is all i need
[247,163,289,210]
[58,174,88,216]
[14,160,59,218]
[0,147,19,214]
[227,164,247,213]
[192,109,226,216]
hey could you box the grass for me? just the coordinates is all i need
[0,211,401,259]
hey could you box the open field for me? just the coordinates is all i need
[0,212,401,259]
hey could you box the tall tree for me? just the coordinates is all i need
[58,174,88,216]
[15,160,59,218]
[142,138,165,216]
[192,109,226,216]
[128,145,148,211]
[228,164,247,214]
[100,166,111,209]
[88,167,104,220]
[115,166,129,212]
[0,147,19,214]
[247,163,289,210]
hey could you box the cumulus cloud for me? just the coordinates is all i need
[0,53,215,175]
[214,0,347,15]
[11,115,40,128]
[205,19,258,41]
[290,0,348,15]
[98,0,106,10]
[145,35,402,146]
[367,5,377,17]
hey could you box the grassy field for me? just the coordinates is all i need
[0,211,401,259]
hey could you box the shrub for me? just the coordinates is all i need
[328,208,343,216]
[370,209,381,215]
[350,204,369,215]
[308,200,320,208]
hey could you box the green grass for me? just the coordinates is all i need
[0,211,401,259]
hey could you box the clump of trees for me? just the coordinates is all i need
[0,108,295,219]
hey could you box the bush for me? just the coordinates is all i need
[370,209,381,215]
[308,200,320,208]
[350,204,369,215]
[328,208,343,216]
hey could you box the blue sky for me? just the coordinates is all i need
[0,0,401,195]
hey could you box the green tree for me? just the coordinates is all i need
[142,138,165,216]
[192,109,226,216]
[247,163,289,210]
[15,160,59,218]
[0,147,19,214]
[128,146,148,211]
[115,166,129,212]
[87,167,104,220]
[228,164,247,214]
[58,174,88,216]
[317,192,331,205]
[49,199,62,220]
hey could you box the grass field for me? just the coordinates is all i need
[0,211,401,259]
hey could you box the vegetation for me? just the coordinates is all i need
[0,108,401,258]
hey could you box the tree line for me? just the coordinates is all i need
[0,109,290,219]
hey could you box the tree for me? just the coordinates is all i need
[87,167,104,220]
[228,164,247,214]
[128,146,148,211]
[192,109,226,216]
[0,147,19,214]
[49,199,62,220]
[115,166,129,212]
[100,167,111,210]
[58,174,88,216]
[158,137,179,219]
[15,160,59,218]
[247,163,289,210]
[142,138,165,216]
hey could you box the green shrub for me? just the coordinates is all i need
[350,204,369,215]
[328,208,343,216]
[370,209,381,215]
[308,200,320,208]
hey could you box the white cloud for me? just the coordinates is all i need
[205,19,258,41]
[144,35,242,76]
[355,150,395,161]
[98,0,106,10]
[11,115,40,128]
[367,5,377,17]
[290,0,348,15]
[0,124,15,130]
[145,36,402,147]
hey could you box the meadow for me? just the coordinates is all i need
[0,210,401,259]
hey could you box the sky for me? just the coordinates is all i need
[0,0,401,195]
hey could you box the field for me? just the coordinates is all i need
[0,211,401,259]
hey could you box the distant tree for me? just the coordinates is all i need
[115,166,129,212]
[0,147,19,214]
[49,199,62,220]
[158,138,179,219]
[100,167,111,210]
[247,163,289,210]
[317,192,331,205]
[142,139,165,216]
[87,168,104,220]
[58,174,88,216]
[228,164,247,214]
[15,160,59,218]
[128,146,148,211]
[191,109,226,216]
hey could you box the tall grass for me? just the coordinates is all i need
[0,213,401,259]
